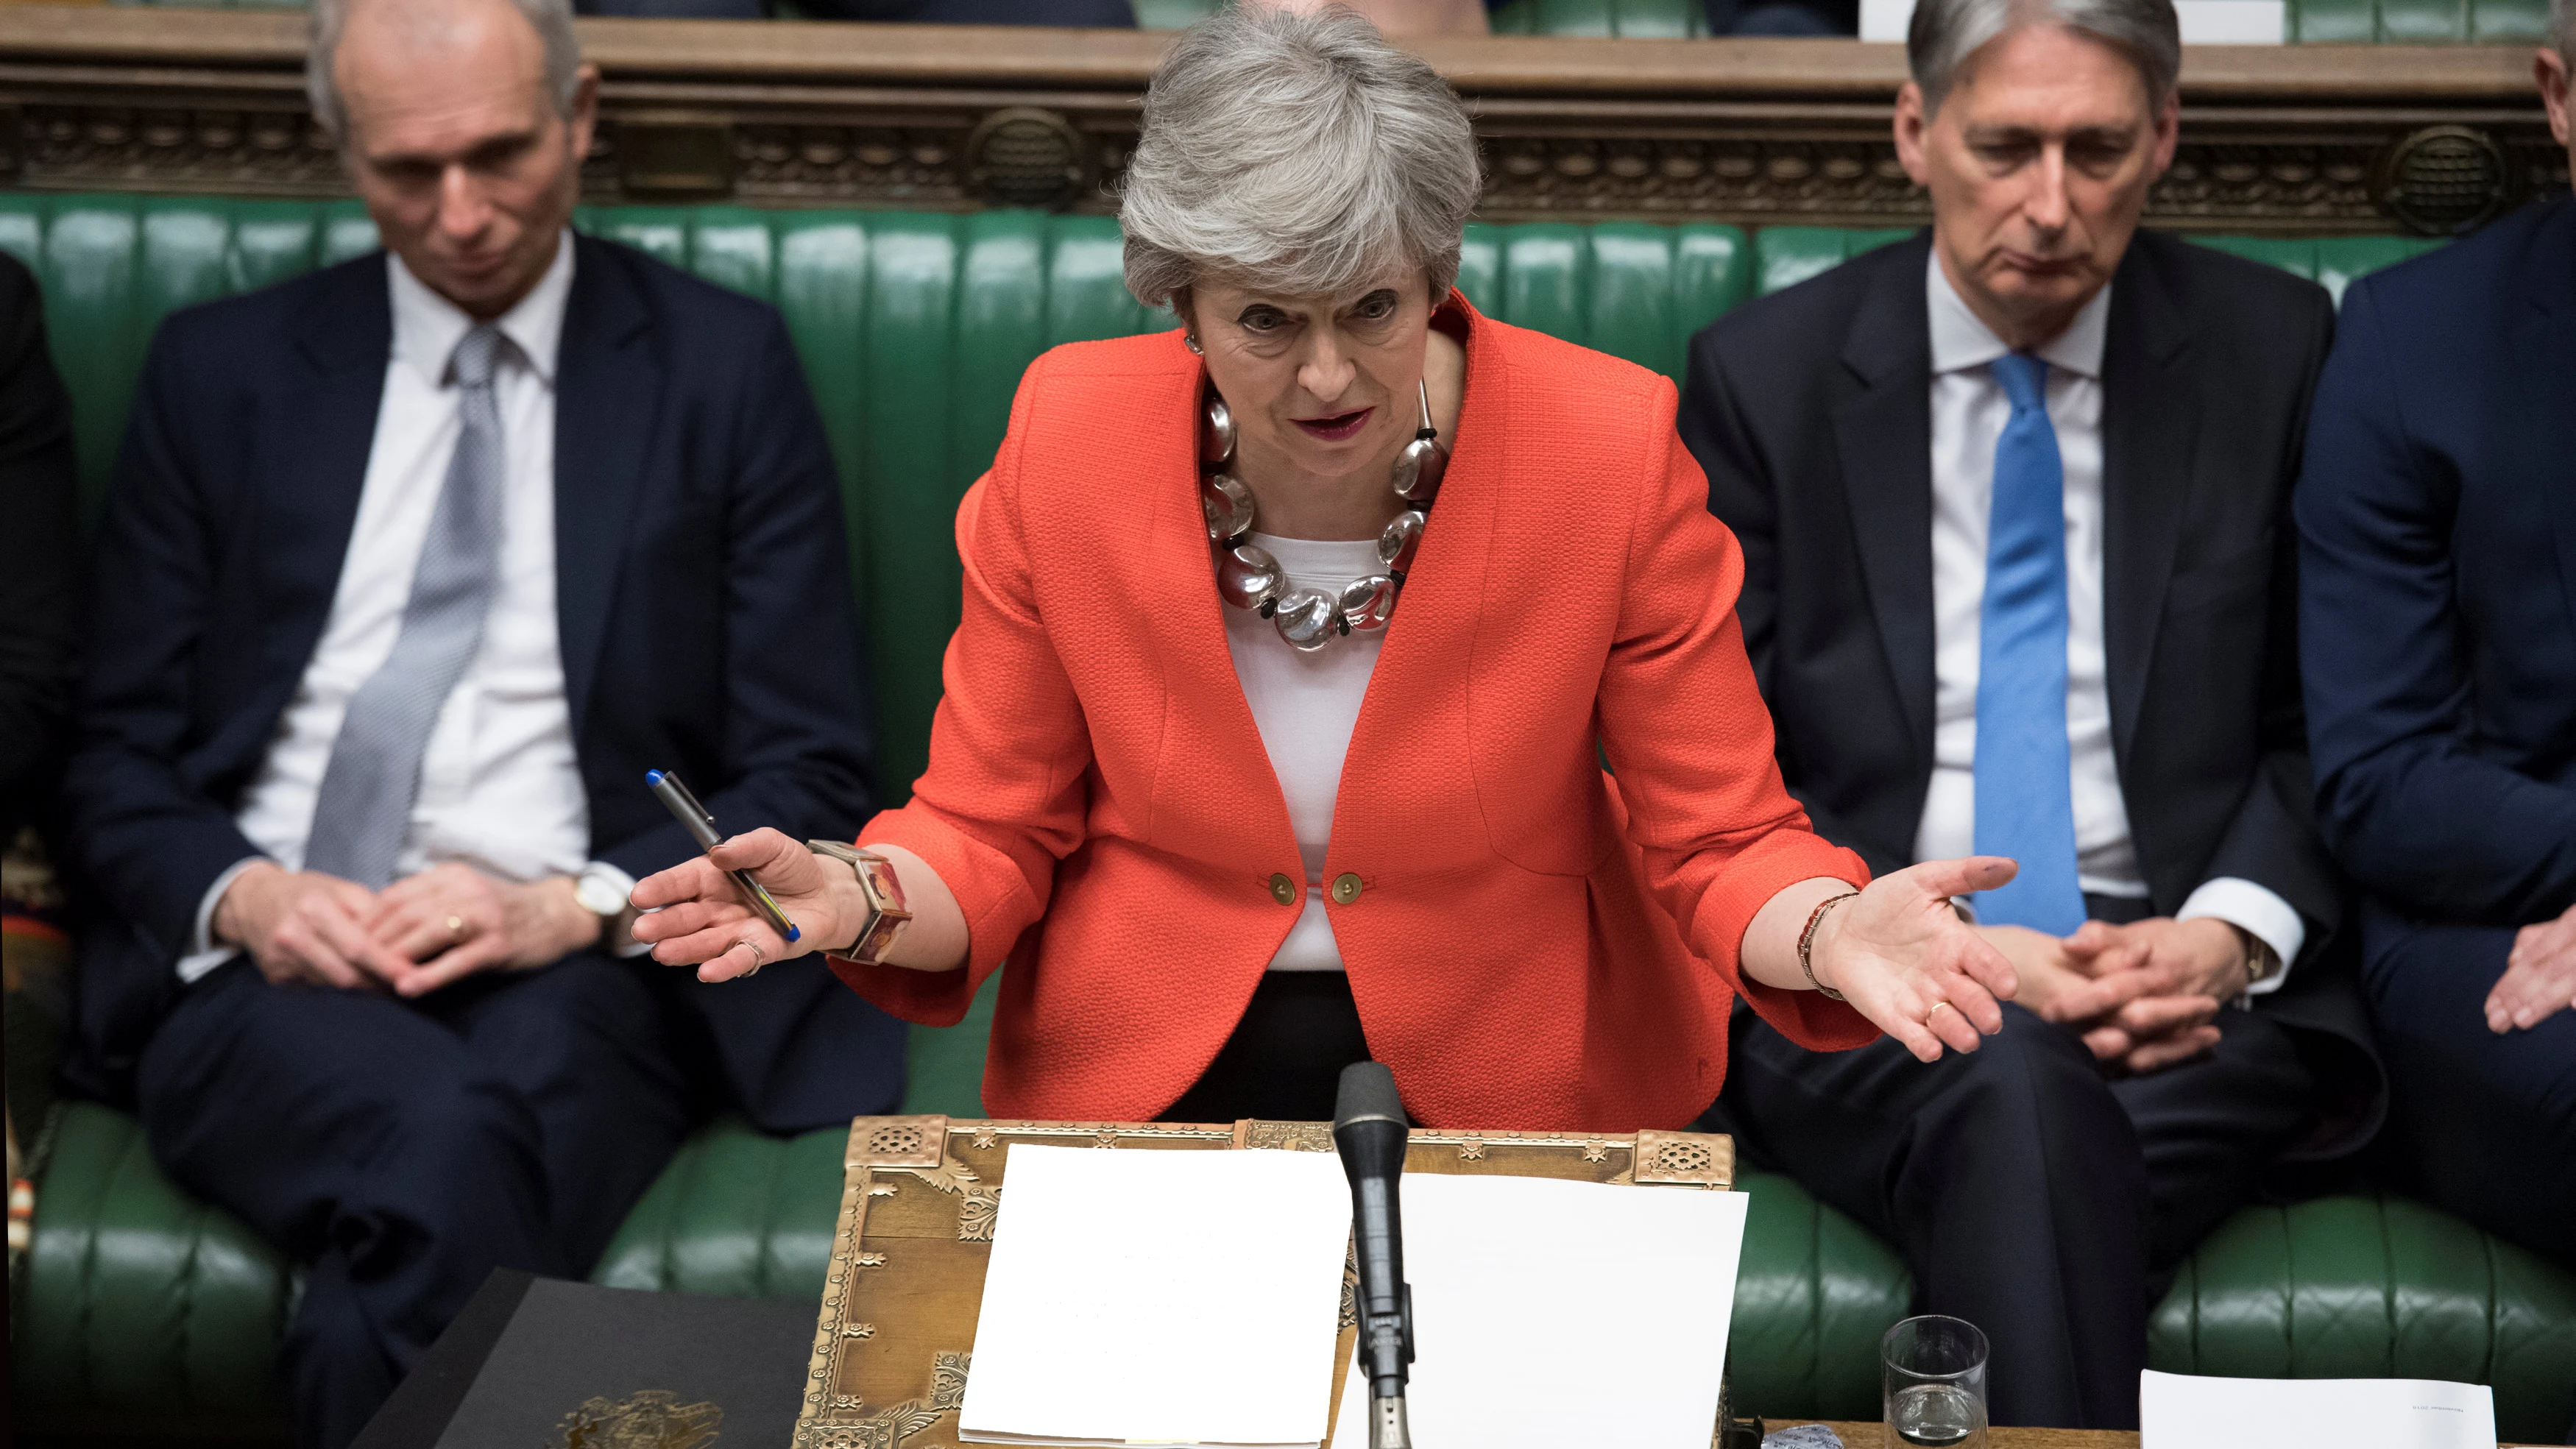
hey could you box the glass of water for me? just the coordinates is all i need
[1882,1314,1989,1449]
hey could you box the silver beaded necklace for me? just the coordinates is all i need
[1198,380,1451,653]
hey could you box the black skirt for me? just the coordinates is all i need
[1160,971,1373,1124]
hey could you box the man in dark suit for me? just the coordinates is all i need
[0,252,79,848]
[1680,0,2379,1428]
[2298,14,2576,1272]
[62,0,904,1443]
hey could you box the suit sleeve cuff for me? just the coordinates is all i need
[2176,876,2305,993]
[177,854,268,983]
[581,860,654,959]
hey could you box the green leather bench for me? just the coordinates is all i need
[4,194,2570,1445]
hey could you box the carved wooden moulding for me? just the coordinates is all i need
[0,13,2564,235]
[794,1113,1738,1449]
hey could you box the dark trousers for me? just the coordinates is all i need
[1702,898,2317,1431]
[134,954,902,1449]
[2360,901,2576,1268]
[1162,971,1373,1124]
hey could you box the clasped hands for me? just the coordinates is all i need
[1788,860,2253,1073]
[214,860,603,996]
[1986,915,2259,1074]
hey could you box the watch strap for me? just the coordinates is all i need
[807,840,913,966]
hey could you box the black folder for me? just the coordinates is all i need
[352,1270,816,1449]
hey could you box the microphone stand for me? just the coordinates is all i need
[1334,1062,1416,1449]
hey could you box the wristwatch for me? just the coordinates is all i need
[807,840,913,966]
[574,862,640,949]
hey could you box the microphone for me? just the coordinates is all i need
[1334,1061,1415,1449]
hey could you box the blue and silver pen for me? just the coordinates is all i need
[646,768,801,944]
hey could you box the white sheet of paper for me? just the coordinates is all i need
[1329,1173,1752,1449]
[960,1144,1352,1448]
[2140,1370,2497,1449]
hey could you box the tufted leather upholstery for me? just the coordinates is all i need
[6,192,2562,1440]
[2287,0,2552,42]
[14,1102,294,1438]
[2154,1197,2576,1437]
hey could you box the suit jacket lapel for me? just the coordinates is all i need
[265,260,394,723]
[1830,236,1939,764]
[553,236,660,738]
[2100,244,2198,770]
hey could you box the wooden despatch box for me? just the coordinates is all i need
[793,1116,1740,1449]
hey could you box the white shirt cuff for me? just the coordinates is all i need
[2176,876,2305,994]
[177,856,270,983]
[585,861,654,959]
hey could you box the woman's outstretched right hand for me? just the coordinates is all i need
[631,828,854,983]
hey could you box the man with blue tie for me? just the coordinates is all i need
[1678,0,2381,1428]
[2298,7,2576,1275]
[59,0,905,1444]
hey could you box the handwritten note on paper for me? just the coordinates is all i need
[2140,1370,2498,1449]
[1328,1172,1752,1449]
[959,1144,1352,1449]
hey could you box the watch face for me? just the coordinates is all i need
[576,874,628,916]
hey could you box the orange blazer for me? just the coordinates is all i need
[841,297,1877,1131]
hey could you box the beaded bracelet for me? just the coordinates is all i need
[1799,890,1861,1001]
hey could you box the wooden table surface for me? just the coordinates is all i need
[1779,1424,2130,1448]
[1779,1422,2553,1447]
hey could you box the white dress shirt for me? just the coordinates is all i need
[180,234,631,981]
[1911,252,2301,987]
[1223,533,1388,972]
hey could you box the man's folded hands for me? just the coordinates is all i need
[215,860,599,997]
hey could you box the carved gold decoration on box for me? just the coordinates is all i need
[790,1114,1727,1448]
[1239,1119,1334,1152]
[551,1390,723,1449]
[1631,1129,1735,1188]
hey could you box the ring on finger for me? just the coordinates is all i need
[445,914,467,941]
[736,938,766,978]
[1925,1000,1956,1021]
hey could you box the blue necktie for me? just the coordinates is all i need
[1970,353,2085,934]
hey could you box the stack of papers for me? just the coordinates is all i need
[959,1144,1754,1449]
[2140,1370,2498,1449]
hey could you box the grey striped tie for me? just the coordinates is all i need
[304,325,509,890]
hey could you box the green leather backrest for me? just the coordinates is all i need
[0,195,1763,801]
[0,192,2445,801]
[2289,0,2552,41]
[2152,1196,2576,1439]
[0,188,2442,818]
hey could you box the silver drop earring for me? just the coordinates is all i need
[1183,333,1204,355]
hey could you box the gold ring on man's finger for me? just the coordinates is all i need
[1925,1000,1956,1020]
[445,914,467,941]
[737,939,765,977]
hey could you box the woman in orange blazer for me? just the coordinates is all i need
[634,7,2022,1131]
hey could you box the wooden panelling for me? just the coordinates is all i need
[1,7,2565,233]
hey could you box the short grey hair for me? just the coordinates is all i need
[308,0,584,144]
[1908,0,2182,113]
[1119,4,1482,309]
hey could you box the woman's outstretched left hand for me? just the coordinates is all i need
[1810,856,2023,1063]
